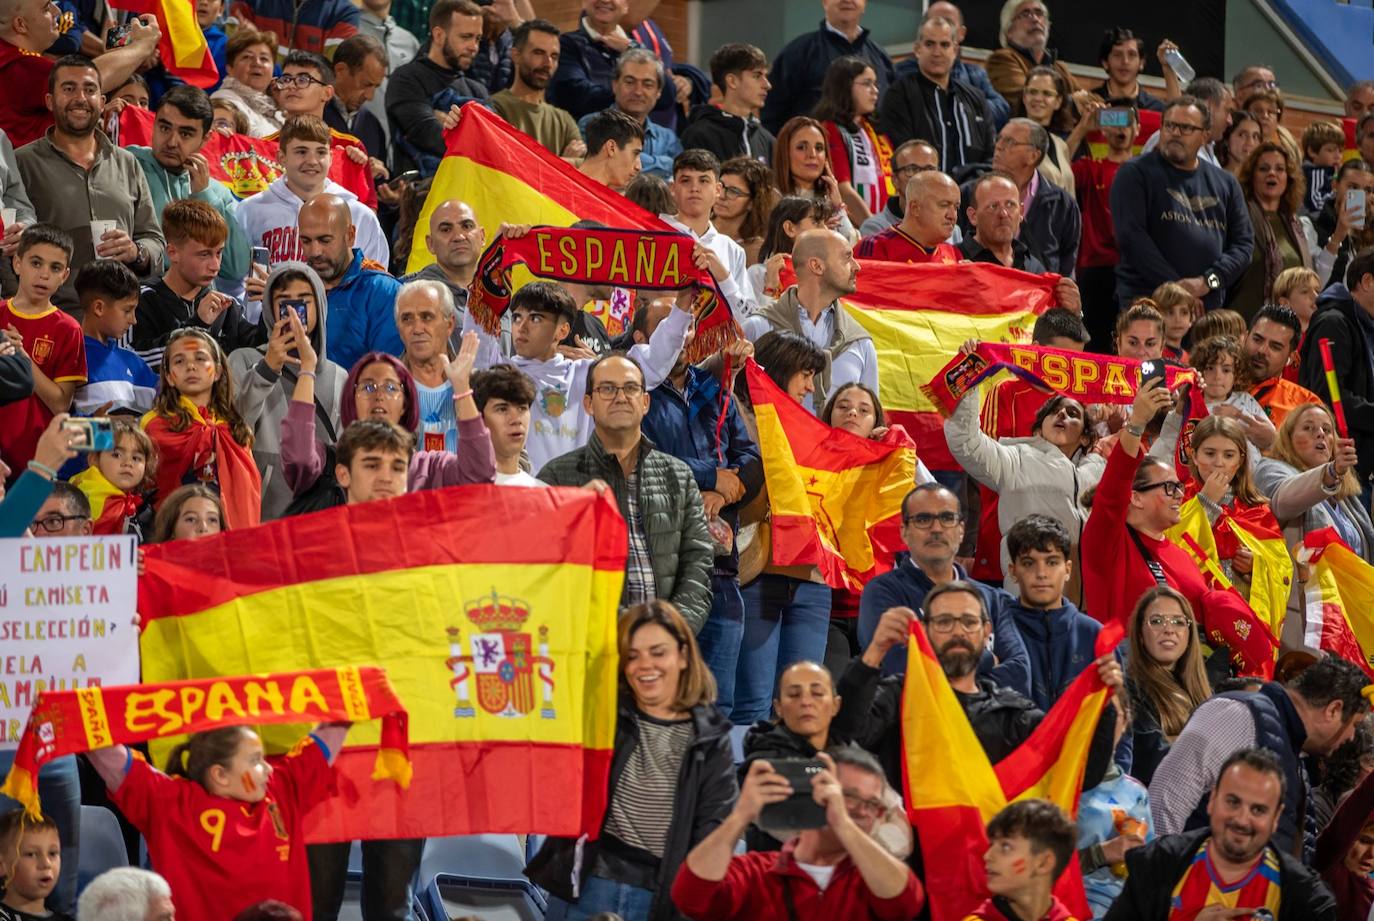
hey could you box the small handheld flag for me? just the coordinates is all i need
[1319,338,1350,438]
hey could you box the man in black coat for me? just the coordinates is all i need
[1105,748,1336,920]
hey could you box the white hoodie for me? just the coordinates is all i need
[659,213,756,322]
[236,177,389,268]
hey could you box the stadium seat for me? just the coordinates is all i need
[77,805,129,893]
[417,834,546,920]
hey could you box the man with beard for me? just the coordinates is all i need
[638,296,761,713]
[1111,95,1255,311]
[296,192,402,370]
[490,19,585,159]
[385,0,488,173]
[402,198,485,351]
[16,55,166,312]
[1243,303,1320,429]
[959,171,1080,310]
[836,577,1116,797]
[1110,748,1336,919]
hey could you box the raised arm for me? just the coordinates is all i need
[943,381,1019,491]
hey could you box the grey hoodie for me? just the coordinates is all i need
[229,262,346,521]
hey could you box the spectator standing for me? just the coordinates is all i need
[772,116,856,242]
[748,195,838,310]
[394,279,460,453]
[878,15,994,171]
[680,43,774,165]
[1229,141,1320,320]
[1301,251,1374,488]
[471,363,543,487]
[1246,303,1321,428]
[1301,120,1343,215]
[73,260,155,415]
[812,56,892,229]
[968,801,1082,921]
[491,20,586,160]
[227,0,358,62]
[75,869,174,921]
[197,0,228,92]
[895,2,1010,129]
[1016,66,1081,196]
[1073,102,1136,350]
[578,48,681,180]
[354,0,418,148]
[211,28,282,137]
[714,158,777,263]
[985,0,1079,114]
[548,0,669,123]
[1111,96,1254,311]
[658,149,753,321]
[759,0,896,136]
[403,199,483,340]
[1094,28,1165,112]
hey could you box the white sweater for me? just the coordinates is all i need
[235,178,389,268]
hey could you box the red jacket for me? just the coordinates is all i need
[963,895,1081,920]
[671,842,925,921]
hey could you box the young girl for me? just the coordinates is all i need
[812,56,894,227]
[149,484,227,543]
[142,329,261,530]
[1150,281,1202,360]
[0,810,73,921]
[87,723,350,921]
[1188,336,1275,454]
[70,418,158,537]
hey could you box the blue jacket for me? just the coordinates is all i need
[857,558,1031,696]
[760,21,896,135]
[325,249,403,372]
[641,366,763,576]
[1006,597,1101,712]
[896,57,1010,129]
[578,107,682,179]
[549,26,675,121]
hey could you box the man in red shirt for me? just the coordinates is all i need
[1072,100,1137,351]
[673,747,925,921]
[855,169,962,264]
[0,2,160,149]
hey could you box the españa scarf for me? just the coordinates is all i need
[467,225,740,361]
[922,343,1199,416]
[142,397,261,530]
[70,464,142,535]
[1168,840,1282,921]
[0,667,411,819]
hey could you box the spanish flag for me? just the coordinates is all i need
[406,103,668,275]
[108,0,217,88]
[1299,528,1374,676]
[137,485,625,842]
[903,620,1121,921]
[838,261,1058,469]
[745,357,915,590]
[70,465,142,535]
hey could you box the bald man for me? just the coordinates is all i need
[743,228,876,413]
[856,171,964,264]
[298,192,403,369]
[401,199,487,354]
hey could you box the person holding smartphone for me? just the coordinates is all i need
[772,116,858,244]
[1313,158,1374,289]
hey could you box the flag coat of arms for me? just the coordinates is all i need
[137,485,625,841]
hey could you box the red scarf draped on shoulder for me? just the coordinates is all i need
[142,397,261,529]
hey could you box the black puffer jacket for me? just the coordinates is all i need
[525,694,737,921]
[740,721,826,852]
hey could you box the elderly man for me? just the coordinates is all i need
[858,139,943,238]
[857,170,962,263]
[1347,80,1374,122]
[985,0,1079,113]
[960,171,1080,310]
[298,193,402,369]
[397,278,462,452]
[76,868,175,921]
[959,118,1081,277]
[577,47,682,179]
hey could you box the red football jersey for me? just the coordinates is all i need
[0,39,55,149]
[111,738,335,921]
[855,226,962,264]
[0,301,86,470]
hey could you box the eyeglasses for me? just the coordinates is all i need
[1014,6,1047,20]
[33,513,90,532]
[1135,479,1185,498]
[903,511,962,529]
[927,614,985,634]
[273,73,327,89]
[842,791,885,817]
[1240,79,1280,92]
[592,382,644,399]
[1161,120,1206,136]
[720,186,751,201]
[1146,615,1192,629]
[995,136,1037,151]
[893,163,935,178]
[356,380,404,397]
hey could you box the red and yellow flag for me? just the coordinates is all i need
[903,620,1121,921]
[109,0,217,88]
[837,261,1058,470]
[1299,528,1374,677]
[406,103,669,275]
[745,357,915,590]
[137,485,625,842]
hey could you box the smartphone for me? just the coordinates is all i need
[1098,108,1131,128]
[278,299,308,327]
[1139,359,1167,389]
[388,169,420,187]
[63,417,114,453]
[1347,189,1367,230]
[252,245,271,269]
[758,758,828,833]
[105,22,132,49]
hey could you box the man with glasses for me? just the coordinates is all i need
[985,0,1080,114]
[1233,64,1280,104]
[1111,95,1254,310]
[29,480,91,536]
[857,139,949,238]
[539,351,713,631]
[266,50,382,199]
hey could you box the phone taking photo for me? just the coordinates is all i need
[63,417,114,453]
[1139,359,1167,388]
[1098,108,1131,128]
[278,299,308,327]
[1347,189,1367,230]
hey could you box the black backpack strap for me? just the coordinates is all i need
[1127,526,1170,587]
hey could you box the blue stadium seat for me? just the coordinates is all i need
[77,805,128,893]
[416,835,545,920]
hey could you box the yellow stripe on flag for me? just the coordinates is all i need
[76,687,113,749]
[163,0,208,68]
[1009,687,1109,807]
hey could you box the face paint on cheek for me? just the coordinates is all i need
[241,771,257,795]
[1011,857,1028,876]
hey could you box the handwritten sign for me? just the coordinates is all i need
[0,536,139,750]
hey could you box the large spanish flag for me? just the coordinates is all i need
[840,261,1058,469]
[406,103,669,275]
[745,357,915,590]
[1299,528,1374,676]
[109,0,217,88]
[137,485,625,842]
[903,620,1121,921]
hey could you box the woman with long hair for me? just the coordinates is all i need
[1230,141,1327,321]
[772,116,857,243]
[747,195,839,310]
[1216,111,1262,178]
[811,56,894,228]
[1126,586,1213,785]
[714,158,778,265]
[1015,65,1078,195]
[527,601,735,921]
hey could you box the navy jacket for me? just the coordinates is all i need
[760,20,896,135]
[641,366,763,577]
[856,558,1031,697]
[549,26,676,121]
[1302,284,1374,482]
[1006,598,1100,712]
[959,170,1082,277]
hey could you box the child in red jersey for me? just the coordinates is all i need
[87,722,351,921]
[0,810,74,921]
[966,800,1081,921]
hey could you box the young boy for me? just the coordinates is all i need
[73,260,158,416]
[471,363,544,487]
[133,200,264,371]
[659,149,753,320]
[235,115,387,269]
[0,225,86,474]
[335,419,416,506]
[680,43,774,164]
[972,799,1079,921]
[0,810,74,921]
[578,108,645,191]
[1301,120,1345,215]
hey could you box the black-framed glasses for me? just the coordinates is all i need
[1161,120,1206,136]
[927,614,985,634]
[1136,479,1185,498]
[33,513,90,532]
[903,511,962,529]
[592,382,644,400]
[273,73,327,89]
